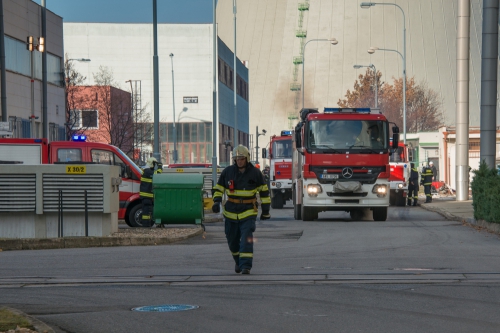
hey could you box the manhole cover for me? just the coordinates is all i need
[132,304,199,312]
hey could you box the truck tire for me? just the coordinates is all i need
[301,205,316,221]
[350,210,363,221]
[128,203,145,228]
[373,207,388,221]
[271,192,284,209]
[293,188,301,220]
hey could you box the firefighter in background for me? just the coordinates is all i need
[421,164,434,203]
[139,157,161,227]
[407,162,419,206]
[212,145,271,275]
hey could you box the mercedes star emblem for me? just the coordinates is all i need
[342,167,353,179]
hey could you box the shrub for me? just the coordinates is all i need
[470,161,500,223]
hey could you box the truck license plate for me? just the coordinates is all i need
[321,174,338,179]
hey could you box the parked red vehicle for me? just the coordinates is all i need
[0,136,146,227]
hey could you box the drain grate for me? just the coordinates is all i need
[132,304,199,312]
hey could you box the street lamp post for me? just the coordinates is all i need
[169,53,178,163]
[353,63,378,108]
[255,126,266,164]
[361,1,406,144]
[302,38,338,110]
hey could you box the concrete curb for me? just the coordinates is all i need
[1,306,55,333]
[0,228,204,252]
[419,204,500,235]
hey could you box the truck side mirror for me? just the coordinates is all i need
[262,148,267,159]
[392,126,399,149]
[124,165,132,179]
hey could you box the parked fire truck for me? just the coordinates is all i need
[262,130,293,208]
[389,141,410,206]
[0,136,146,227]
[292,107,399,221]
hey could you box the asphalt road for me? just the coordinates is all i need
[1,204,500,333]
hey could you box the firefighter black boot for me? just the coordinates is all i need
[407,199,412,206]
[242,269,251,275]
[235,263,241,274]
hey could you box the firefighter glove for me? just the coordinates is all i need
[212,203,220,213]
[260,211,271,220]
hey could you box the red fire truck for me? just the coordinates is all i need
[389,141,410,206]
[292,107,399,221]
[262,130,293,208]
[0,136,146,227]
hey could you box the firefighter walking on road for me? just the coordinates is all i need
[407,163,419,206]
[139,157,161,227]
[421,164,434,203]
[212,145,271,275]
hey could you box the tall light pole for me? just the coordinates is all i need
[353,63,377,108]
[212,0,217,186]
[232,0,238,147]
[255,126,266,164]
[152,0,160,161]
[302,38,338,110]
[361,2,406,144]
[169,53,178,164]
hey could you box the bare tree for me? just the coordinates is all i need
[64,54,88,139]
[90,66,152,157]
[339,70,442,132]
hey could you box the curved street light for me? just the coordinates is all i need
[302,38,338,110]
[353,63,378,108]
[361,1,406,144]
[169,53,178,163]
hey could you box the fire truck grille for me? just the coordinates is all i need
[327,192,368,197]
[311,166,386,184]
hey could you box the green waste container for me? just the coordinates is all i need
[153,173,204,225]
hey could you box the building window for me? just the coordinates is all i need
[71,110,98,129]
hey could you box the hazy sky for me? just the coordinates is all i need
[32,0,216,23]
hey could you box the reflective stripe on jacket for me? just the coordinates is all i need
[212,162,271,221]
[422,167,433,185]
[140,168,154,198]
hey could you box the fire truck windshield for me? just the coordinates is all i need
[272,139,292,158]
[308,120,387,150]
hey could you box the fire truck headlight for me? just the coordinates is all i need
[276,182,282,188]
[372,184,388,197]
[307,184,323,197]
[397,183,404,189]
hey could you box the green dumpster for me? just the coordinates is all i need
[153,173,204,225]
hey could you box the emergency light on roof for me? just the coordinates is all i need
[72,135,87,142]
[281,130,292,136]
[324,107,371,113]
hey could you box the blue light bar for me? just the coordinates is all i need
[72,135,87,142]
[281,130,292,136]
[324,107,371,113]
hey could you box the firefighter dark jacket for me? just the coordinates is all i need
[212,162,271,221]
[140,167,162,199]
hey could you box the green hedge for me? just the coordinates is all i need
[471,161,500,223]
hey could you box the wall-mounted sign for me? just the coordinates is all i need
[183,96,198,104]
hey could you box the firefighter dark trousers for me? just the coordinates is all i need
[408,184,418,206]
[141,198,153,227]
[225,217,256,270]
[424,185,432,202]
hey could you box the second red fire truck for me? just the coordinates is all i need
[262,130,294,208]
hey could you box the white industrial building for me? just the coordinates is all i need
[64,23,249,165]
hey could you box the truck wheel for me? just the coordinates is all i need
[293,188,301,220]
[301,205,315,221]
[350,210,363,221]
[271,192,284,209]
[128,204,145,228]
[373,207,388,221]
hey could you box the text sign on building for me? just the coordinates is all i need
[183,96,198,104]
